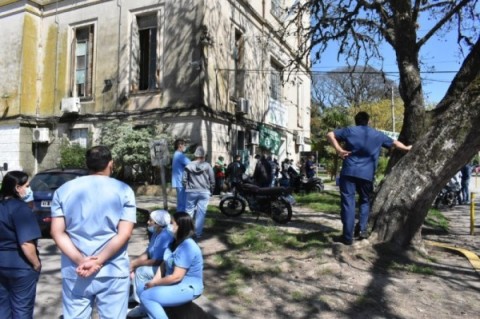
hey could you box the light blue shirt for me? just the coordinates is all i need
[51,175,136,278]
[164,238,203,296]
[172,150,190,187]
[147,229,174,261]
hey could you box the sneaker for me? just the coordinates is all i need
[127,305,147,318]
[332,235,353,246]
[359,231,369,240]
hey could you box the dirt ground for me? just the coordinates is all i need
[198,201,480,319]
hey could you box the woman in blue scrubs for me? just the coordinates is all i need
[0,171,42,319]
[139,212,203,319]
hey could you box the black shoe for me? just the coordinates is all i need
[359,231,369,240]
[354,224,360,237]
[332,235,353,246]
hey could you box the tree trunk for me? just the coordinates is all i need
[370,38,480,248]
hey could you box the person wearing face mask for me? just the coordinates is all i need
[139,212,204,319]
[0,171,42,319]
[127,210,174,318]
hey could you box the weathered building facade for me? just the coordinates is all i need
[0,0,311,174]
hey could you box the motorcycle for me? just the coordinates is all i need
[433,178,461,208]
[282,168,324,194]
[219,181,294,224]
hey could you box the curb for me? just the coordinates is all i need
[425,240,480,275]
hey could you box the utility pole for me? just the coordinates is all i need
[391,86,395,134]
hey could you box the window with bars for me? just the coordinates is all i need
[271,0,283,18]
[270,62,282,101]
[71,25,94,98]
[70,128,88,148]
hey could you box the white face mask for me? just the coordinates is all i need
[22,187,34,202]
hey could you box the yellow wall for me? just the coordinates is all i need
[19,14,38,115]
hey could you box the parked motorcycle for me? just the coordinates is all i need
[219,182,294,224]
[433,178,461,208]
[284,168,324,194]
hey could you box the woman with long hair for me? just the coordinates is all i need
[139,212,204,319]
[0,171,42,318]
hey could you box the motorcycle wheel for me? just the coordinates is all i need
[271,199,292,224]
[446,192,456,208]
[219,197,246,217]
[314,183,324,192]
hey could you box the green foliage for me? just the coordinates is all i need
[99,120,173,184]
[425,208,449,232]
[59,140,86,168]
[294,190,341,214]
[376,156,389,176]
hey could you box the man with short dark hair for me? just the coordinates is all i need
[226,155,246,190]
[327,112,411,245]
[51,145,136,318]
[172,139,191,212]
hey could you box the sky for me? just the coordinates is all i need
[311,22,468,106]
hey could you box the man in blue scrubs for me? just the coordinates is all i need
[327,112,411,245]
[172,139,191,212]
[51,146,136,319]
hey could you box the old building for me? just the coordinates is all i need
[0,0,311,174]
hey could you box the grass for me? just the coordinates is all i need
[390,261,435,275]
[294,190,341,214]
[424,208,449,232]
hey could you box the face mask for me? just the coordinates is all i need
[147,225,157,233]
[22,187,34,202]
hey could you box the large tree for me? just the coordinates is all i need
[290,0,480,248]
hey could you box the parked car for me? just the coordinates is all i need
[30,168,89,236]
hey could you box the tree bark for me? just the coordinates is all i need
[370,37,480,248]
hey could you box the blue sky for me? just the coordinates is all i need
[311,26,466,105]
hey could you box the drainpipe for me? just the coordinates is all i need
[116,0,122,110]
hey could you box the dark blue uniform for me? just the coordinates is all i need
[334,125,394,242]
[0,199,41,319]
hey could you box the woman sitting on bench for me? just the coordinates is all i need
[139,212,204,319]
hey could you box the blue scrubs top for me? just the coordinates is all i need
[164,238,203,296]
[334,125,394,181]
[0,199,41,269]
[147,229,174,261]
[172,151,190,187]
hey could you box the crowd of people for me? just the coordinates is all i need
[2,114,476,318]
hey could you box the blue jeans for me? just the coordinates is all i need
[140,283,197,319]
[461,179,470,203]
[185,192,210,238]
[339,175,373,242]
[175,187,187,212]
[62,276,129,319]
[0,268,39,319]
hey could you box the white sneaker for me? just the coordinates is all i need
[127,305,147,318]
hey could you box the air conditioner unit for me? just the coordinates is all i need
[236,98,250,114]
[61,97,81,113]
[32,128,50,143]
[250,130,259,145]
[295,135,304,145]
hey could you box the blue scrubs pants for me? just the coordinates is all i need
[175,187,187,212]
[185,192,210,238]
[62,276,129,319]
[0,268,39,319]
[140,283,197,319]
[339,175,373,242]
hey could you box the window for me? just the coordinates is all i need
[132,13,160,92]
[271,0,283,18]
[270,61,282,101]
[71,25,94,98]
[233,30,245,98]
[70,128,88,148]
